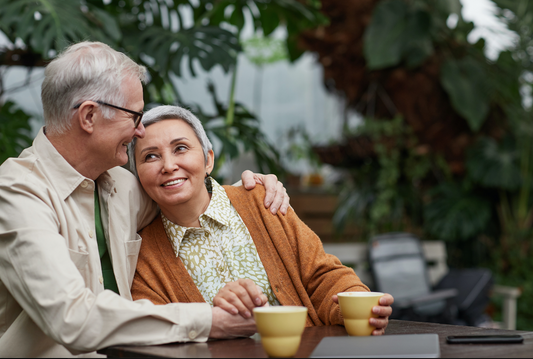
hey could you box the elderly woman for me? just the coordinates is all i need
[129,105,393,334]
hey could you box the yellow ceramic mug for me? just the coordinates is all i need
[337,292,384,336]
[253,306,308,358]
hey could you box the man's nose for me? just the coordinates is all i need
[134,122,146,138]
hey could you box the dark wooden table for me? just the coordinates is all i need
[98,320,533,358]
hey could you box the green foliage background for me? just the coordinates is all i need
[330,0,533,330]
[0,0,326,177]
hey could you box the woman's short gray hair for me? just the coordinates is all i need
[128,105,213,178]
[41,41,147,135]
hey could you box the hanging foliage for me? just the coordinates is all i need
[299,0,507,172]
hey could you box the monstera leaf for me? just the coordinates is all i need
[201,0,324,34]
[440,57,490,132]
[364,0,434,69]
[0,0,307,179]
[195,0,326,61]
[124,26,240,78]
[0,0,120,56]
[467,136,522,191]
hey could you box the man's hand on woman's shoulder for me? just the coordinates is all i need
[240,170,289,215]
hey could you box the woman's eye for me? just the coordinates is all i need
[175,145,188,152]
[144,153,158,161]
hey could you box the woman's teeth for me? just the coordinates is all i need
[163,179,185,186]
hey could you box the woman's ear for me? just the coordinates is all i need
[206,149,215,174]
[78,102,98,134]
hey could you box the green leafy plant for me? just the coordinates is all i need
[0,0,325,175]
[364,0,435,69]
[0,0,121,55]
[281,125,322,172]
[333,116,447,238]
[0,101,32,164]
[440,58,490,132]
[242,36,288,66]
[467,137,522,190]
[424,181,493,242]
[195,0,327,60]
[362,0,500,132]
[297,0,533,329]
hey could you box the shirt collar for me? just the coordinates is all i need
[34,127,89,200]
[33,127,114,200]
[161,213,188,253]
[161,178,231,253]
[202,179,231,227]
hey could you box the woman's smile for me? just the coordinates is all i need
[162,178,187,188]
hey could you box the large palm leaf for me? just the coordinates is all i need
[124,26,240,77]
[0,0,241,78]
[0,0,120,56]
[191,0,327,60]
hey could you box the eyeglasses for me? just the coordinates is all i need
[73,100,143,128]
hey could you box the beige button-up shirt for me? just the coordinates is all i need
[0,128,211,357]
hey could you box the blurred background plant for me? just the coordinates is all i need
[333,116,450,239]
[279,125,324,187]
[0,101,32,163]
[299,0,533,330]
[0,0,326,178]
[242,35,288,113]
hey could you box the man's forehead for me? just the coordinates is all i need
[121,77,144,108]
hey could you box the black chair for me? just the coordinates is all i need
[434,267,493,326]
[368,233,458,324]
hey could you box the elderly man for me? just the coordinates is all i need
[0,41,289,357]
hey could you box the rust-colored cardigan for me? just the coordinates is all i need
[131,186,369,326]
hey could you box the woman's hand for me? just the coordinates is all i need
[213,279,268,319]
[240,170,289,215]
[331,293,394,335]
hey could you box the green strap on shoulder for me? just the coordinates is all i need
[94,183,119,294]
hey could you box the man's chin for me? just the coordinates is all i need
[114,154,129,168]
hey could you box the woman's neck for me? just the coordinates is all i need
[160,189,212,228]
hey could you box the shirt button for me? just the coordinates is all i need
[88,230,94,238]
[189,330,197,340]
[81,181,88,188]
[99,276,103,284]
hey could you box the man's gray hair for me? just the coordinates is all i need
[41,41,147,135]
[128,105,213,178]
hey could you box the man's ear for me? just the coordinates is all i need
[77,102,98,134]
[206,149,215,174]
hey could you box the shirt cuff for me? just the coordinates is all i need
[176,303,212,342]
